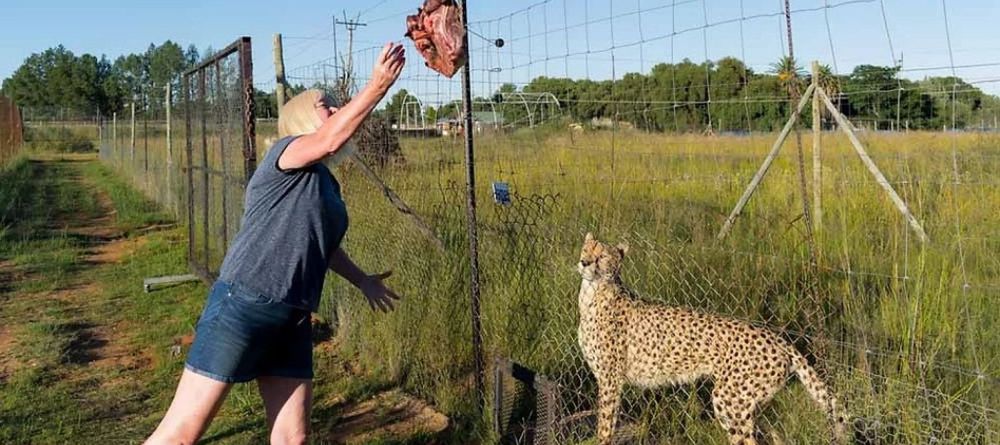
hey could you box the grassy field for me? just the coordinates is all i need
[328,127,1000,443]
[91,120,1000,443]
[0,151,453,444]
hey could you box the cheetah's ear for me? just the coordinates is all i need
[584,232,595,243]
[616,242,630,256]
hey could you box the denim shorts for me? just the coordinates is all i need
[185,280,313,383]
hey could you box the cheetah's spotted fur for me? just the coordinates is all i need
[576,233,847,445]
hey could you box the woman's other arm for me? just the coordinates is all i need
[328,248,401,312]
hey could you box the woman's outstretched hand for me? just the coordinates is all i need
[372,42,406,93]
[359,271,401,313]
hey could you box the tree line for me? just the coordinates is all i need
[4,46,997,130]
[1,42,200,117]
[388,57,999,132]
[0,42,292,120]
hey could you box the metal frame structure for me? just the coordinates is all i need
[182,37,257,281]
[398,94,426,130]
[500,92,561,128]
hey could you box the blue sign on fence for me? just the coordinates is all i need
[492,181,511,206]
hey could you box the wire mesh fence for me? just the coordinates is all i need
[281,0,1000,443]
[181,37,256,281]
[22,107,99,155]
[99,95,186,217]
[0,96,24,168]
[75,1,1000,442]
[98,38,256,282]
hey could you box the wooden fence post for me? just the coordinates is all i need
[112,112,117,164]
[718,83,816,240]
[817,87,928,243]
[274,33,288,111]
[130,101,136,161]
[812,61,823,233]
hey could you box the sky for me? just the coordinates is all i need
[2,0,999,107]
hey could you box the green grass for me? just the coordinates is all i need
[320,129,1000,443]
[98,125,1000,443]
[0,155,100,294]
[24,125,97,153]
[0,154,457,444]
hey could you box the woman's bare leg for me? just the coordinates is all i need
[144,369,232,445]
[258,376,313,445]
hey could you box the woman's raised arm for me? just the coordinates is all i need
[279,42,406,170]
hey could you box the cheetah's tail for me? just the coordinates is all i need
[789,351,849,444]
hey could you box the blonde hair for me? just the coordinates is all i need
[276,89,356,167]
[278,89,327,138]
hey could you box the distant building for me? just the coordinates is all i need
[470,111,504,133]
[435,112,506,136]
[435,118,461,136]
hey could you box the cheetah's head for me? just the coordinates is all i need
[578,232,629,281]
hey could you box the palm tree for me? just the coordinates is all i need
[770,56,806,97]
[813,64,843,113]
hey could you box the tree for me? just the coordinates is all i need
[255,88,278,119]
[919,76,983,129]
[711,57,752,132]
[425,105,438,123]
[114,53,148,102]
[384,89,412,125]
[770,56,805,95]
[437,100,462,120]
[148,41,186,88]
[1,46,112,115]
[184,45,200,68]
[842,65,893,127]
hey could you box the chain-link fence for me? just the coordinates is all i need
[0,96,23,168]
[282,1,1000,443]
[99,94,185,217]
[98,38,256,282]
[22,107,98,154]
[180,37,256,281]
[75,4,1000,442]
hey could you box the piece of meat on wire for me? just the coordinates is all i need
[404,0,468,78]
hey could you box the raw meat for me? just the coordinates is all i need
[405,0,468,78]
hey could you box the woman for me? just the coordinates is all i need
[145,42,406,445]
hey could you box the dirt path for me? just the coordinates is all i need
[1,154,452,443]
[0,155,150,380]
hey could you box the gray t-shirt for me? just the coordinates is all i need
[218,136,349,312]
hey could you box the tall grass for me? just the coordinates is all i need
[329,129,1000,443]
[98,123,1000,442]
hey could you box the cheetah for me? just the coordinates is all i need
[576,233,847,445]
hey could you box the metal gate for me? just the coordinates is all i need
[183,37,256,280]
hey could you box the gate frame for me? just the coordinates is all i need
[181,36,257,282]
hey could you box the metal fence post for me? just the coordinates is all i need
[199,70,210,272]
[459,0,486,412]
[215,61,230,253]
[143,95,150,191]
[812,61,823,234]
[238,36,257,180]
[166,83,173,211]
[184,76,195,270]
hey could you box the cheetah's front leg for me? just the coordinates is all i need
[595,376,623,445]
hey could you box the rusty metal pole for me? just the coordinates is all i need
[238,37,257,180]
[184,75,195,268]
[460,0,486,412]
